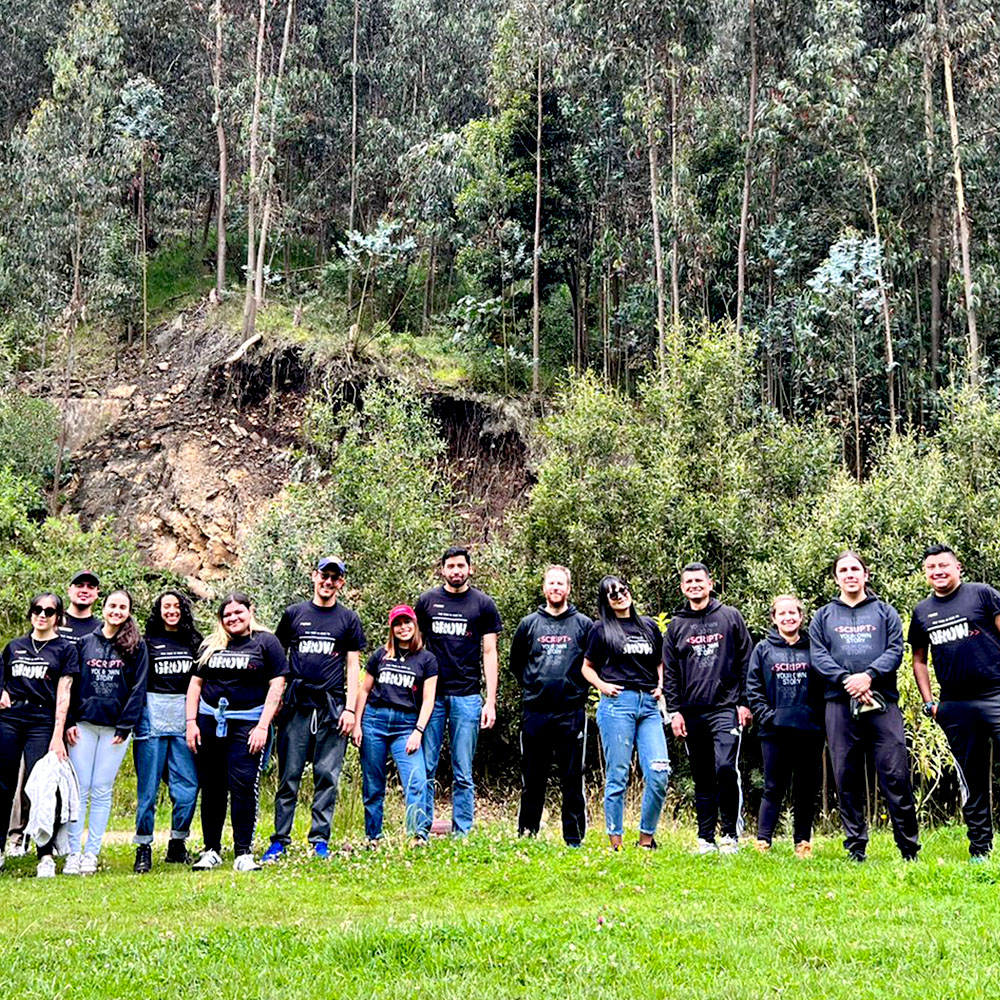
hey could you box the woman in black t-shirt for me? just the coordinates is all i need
[186,592,287,871]
[132,591,204,873]
[581,576,669,851]
[353,604,438,844]
[0,593,78,875]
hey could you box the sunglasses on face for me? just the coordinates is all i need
[31,606,58,617]
[607,587,630,601]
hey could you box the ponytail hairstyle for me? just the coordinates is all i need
[832,550,875,597]
[145,590,204,653]
[596,575,654,654]
[102,589,142,659]
[197,591,271,666]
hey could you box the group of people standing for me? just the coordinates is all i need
[1,543,998,876]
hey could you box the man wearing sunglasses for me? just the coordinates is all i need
[262,557,366,862]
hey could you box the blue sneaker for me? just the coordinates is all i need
[261,841,285,864]
[311,841,330,860]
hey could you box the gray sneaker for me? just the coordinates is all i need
[695,838,718,855]
[718,836,739,855]
[62,852,83,875]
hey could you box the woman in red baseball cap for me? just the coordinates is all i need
[353,605,438,845]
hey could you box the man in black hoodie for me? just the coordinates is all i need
[509,565,592,846]
[663,563,753,854]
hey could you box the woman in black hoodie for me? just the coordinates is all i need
[808,551,919,862]
[65,589,149,874]
[745,595,823,857]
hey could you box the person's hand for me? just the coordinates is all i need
[185,720,200,753]
[0,689,10,710]
[844,672,872,699]
[406,729,423,754]
[652,686,663,700]
[480,699,496,729]
[338,708,355,736]
[247,724,269,754]
[671,712,687,738]
[48,736,68,761]
[65,726,80,747]
[737,705,753,728]
[600,683,623,698]
[352,722,363,748]
[111,733,126,746]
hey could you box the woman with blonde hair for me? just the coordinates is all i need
[745,594,823,857]
[186,592,287,871]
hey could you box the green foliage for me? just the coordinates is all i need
[0,391,59,489]
[235,382,451,637]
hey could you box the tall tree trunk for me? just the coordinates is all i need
[242,0,267,338]
[922,6,941,386]
[213,0,227,299]
[865,165,896,432]
[139,155,148,366]
[646,63,667,367]
[669,63,681,366]
[850,324,861,482]
[938,0,979,384]
[531,36,543,395]
[735,0,758,338]
[347,0,360,314]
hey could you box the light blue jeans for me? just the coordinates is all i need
[68,721,132,855]
[596,691,670,837]
[422,694,481,835]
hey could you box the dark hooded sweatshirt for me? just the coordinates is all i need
[662,598,753,713]
[72,631,149,738]
[745,629,822,732]
[508,604,593,713]
[808,593,903,703]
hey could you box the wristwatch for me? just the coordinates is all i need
[921,701,937,718]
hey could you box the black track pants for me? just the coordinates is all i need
[757,728,824,844]
[685,707,742,842]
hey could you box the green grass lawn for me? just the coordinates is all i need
[1,819,998,999]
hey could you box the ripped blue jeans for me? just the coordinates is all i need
[596,691,670,836]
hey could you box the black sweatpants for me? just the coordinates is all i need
[757,727,824,844]
[0,710,55,856]
[936,696,1000,857]
[825,699,919,858]
[518,707,587,845]
[196,716,263,856]
[685,706,742,842]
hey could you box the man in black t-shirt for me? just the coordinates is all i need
[663,562,753,854]
[910,544,1000,859]
[262,557,366,861]
[59,571,102,644]
[416,546,501,835]
[509,565,592,846]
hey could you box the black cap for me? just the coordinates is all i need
[316,557,346,577]
[70,570,100,587]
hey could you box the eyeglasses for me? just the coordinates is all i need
[607,587,630,601]
[319,573,342,582]
[31,606,58,617]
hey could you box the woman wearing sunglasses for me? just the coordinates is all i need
[0,594,79,876]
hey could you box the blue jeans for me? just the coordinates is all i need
[360,705,429,840]
[133,735,199,844]
[68,722,131,856]
[596,691,670,837]
[422,694,481,835]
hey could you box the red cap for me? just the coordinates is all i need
[388,604,416,626]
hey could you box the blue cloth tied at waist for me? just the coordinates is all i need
[198,696,264,737]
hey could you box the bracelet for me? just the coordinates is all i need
[414,725,425,734]
[343,708,355,715]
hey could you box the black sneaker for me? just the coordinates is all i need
[133,844,153,874]
[848,850,866,864]
[165,839,191,864]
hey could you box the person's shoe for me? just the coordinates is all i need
[0,851,4,870]
[718,836,739,855]
[233,853,261,872]
[901,853,919,863]
[62,852,83,875]
[311,841,330,860]
[848,850,866,864]
[410,837,429,848]
[754,839,771,853]
[794,841,813,859]
[7,837,28,858]
[192,849,223,871]
[165,839,191,864]
[36,856,56,878]
[970,853,990,865]
[366,838,381,850]
[695,838,718,855]
[636,837,658,850]
[133,844,153,874]
[261,841,285,863]
[80,853,99,875]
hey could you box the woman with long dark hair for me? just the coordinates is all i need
[581,576,668,850]
[0,593,78,876]
[65,589,148,875]
[132,591,204,873]
[353,605,438,845]
[186,592,286,871]
[809,551,920,862]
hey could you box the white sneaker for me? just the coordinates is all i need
[233,854,261,872]
[718,836,739,855]
[7,837,28,857]
[80,852,99,875]
[63,852,83,875]
[37,856,56,878]
[695,838,718,855]
[192,849,223,871]
[0,851,5,870]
